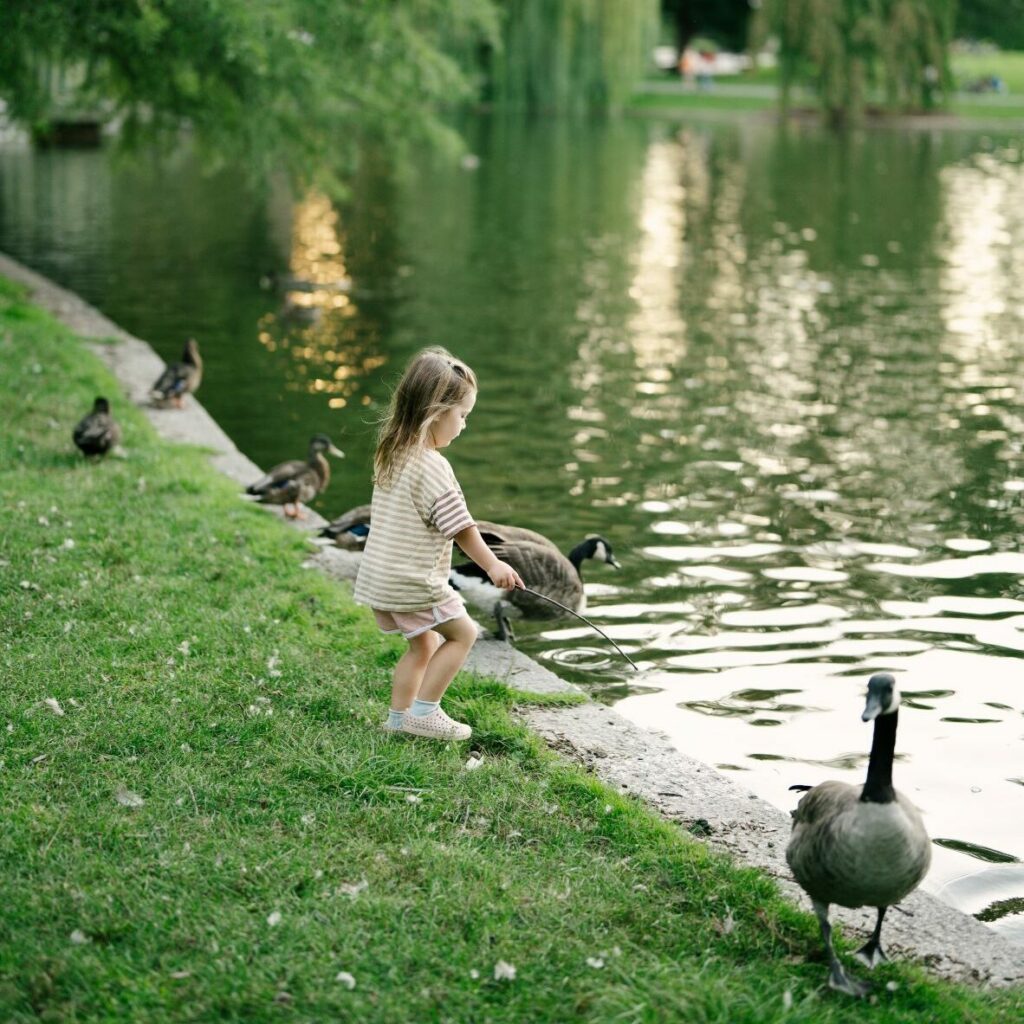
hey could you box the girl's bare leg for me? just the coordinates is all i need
[416,615,477,703]
[391,630,441,711]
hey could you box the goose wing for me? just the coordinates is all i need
[475,520,560,552]
[491,540,581,618]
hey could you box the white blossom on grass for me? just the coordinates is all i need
[464,754,484,771]
[266,911,282,927]
[69,930,89,945]
[493,960,517,982]
[586,957,605,969]
[114,786,144,808]
[338,879,368,899]
[334,971,356,989]
[43,698,65,716]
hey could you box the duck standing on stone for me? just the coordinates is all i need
[786,672,931,997]
[72,396,122,457]
[245,434,345,519]
[318,503,371,549]
[150,338,202,408]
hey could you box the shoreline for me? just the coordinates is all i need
[2,249,1022,987]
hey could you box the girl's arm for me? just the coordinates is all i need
[454,526,525,590]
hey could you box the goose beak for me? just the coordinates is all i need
[328,445,345,459]
[608,555,621,569]
[861,691,884,722]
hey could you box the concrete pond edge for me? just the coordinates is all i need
[3,249,1021,988]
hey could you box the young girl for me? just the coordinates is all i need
[354,347,524,740]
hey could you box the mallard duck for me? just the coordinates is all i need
[450,522,620,641]
[318,503,371,549]
[150,338,202,408]
[245,434,345,518]
[72,396,122,457]
[786,672,931,997]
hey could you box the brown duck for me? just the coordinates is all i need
[246,434,345,518]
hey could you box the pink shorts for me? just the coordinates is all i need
[372,596,467,639]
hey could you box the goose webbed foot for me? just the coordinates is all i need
[854,940,888,969]
[493,601,516,643]
[827,965,872,999]
[855,907,889,968]
[814,899,871,999]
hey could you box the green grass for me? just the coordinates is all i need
[630,91,776,114]
[1,273,1022,1021]
[636,50,1024,123]
[687,50,1024,94]
[951,50,1024,94]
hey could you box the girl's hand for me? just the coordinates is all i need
[488,560,525,590]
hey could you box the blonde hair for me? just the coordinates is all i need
[374,346,477,486]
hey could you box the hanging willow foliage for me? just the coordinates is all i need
[486,0,660,113]
[751,0,957,124]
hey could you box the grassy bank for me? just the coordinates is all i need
[635,49,1024,123]
[1,275,1021,1021]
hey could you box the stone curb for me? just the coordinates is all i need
[3,250,1021,987]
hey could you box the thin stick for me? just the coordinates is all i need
[519,586,639,671]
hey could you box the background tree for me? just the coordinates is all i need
[751,0,957,124]
[661,0,753,53]
[0,0,500,187]
[956,0,1024,50]
[484,0,660,112]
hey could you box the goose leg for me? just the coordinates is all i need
[493,601,516,644]
[855,907,889,968]
[813,900,870,998]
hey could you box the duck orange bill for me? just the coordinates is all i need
[519,586,639,671]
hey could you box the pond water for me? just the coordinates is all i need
[1,114,1023,945]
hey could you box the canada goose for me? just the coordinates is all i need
[245,434,345,519]
[319,503,371,549]
[786,672,931,997]
[450,522,620,641]
[150,338,202,408]
[72,397,122,457]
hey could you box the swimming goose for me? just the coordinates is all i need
[786,672,931,997]
[72,397,122,457]
[150,338,202,408]
[245,434,345,519]
[450,522,620,641]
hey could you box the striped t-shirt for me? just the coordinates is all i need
[353,448,475,612]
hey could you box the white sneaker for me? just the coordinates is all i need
[401,706,472,741]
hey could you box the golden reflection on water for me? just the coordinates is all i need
[258,189,384,409]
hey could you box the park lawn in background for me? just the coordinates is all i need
[630,91,776,114]
[1,275,1022,1021]
[951,50,1024,94]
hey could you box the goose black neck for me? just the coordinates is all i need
[567,544,586,575]
[861,710,898,804]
